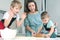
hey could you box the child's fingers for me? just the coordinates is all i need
[45,34,50,38]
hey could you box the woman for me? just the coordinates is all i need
[24,1,42,37]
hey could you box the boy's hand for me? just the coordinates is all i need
[45,34,51,38]
[21,13,26,20]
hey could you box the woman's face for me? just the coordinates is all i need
[28,2,36,12]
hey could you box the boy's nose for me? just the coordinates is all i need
[17,10,19,13]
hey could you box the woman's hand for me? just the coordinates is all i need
[32,31,36,37]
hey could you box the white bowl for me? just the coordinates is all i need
[1,28,17,39]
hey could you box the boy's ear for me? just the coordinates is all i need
[10,6,13,10]
[48,16,50,18]
[10,6,12,9]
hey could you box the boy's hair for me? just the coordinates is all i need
[25,0,38,13]
[10,0,22,9]
[41,11,49,19]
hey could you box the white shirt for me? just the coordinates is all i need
[2,12,20,21]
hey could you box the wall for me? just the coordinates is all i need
[46,0,60,33]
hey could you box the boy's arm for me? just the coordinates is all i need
[4,15,13,27]
[16,19,24,27]
[47,26,54,36]
[16,13,26,27]
[37,26,43,33]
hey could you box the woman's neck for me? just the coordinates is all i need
[29,11,37,14]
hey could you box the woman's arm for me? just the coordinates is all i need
[26,26,36,36]
[26,26,35,33]
[37,26,43,33]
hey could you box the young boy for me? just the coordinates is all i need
[0,0,26,29]
[0,0,26,37]
[37,11,57,38]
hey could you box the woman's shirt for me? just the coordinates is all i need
[24,12,42,33]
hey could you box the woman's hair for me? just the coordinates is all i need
[10,0,22,9]
[25,1,38,13]
[41,11,49,19]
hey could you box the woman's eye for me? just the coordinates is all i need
[32,5,34,6]
[28,5,31,7]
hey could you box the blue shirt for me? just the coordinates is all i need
[24,12,42,36]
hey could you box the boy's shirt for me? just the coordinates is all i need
[2,12,20,21]
[1,12,20,27]
[42,20,57,35]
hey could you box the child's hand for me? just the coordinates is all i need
[21,13,26,20]
[45,34,50,38]
[32,31,36,37]
[54,22,57,26]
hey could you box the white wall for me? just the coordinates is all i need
[0,0,12,11]
[46,0,60,33]
[35,0,45,13]
[35,0,41,13]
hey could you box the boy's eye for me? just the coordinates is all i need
[16,8,20,10]
[16,8,18,9]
